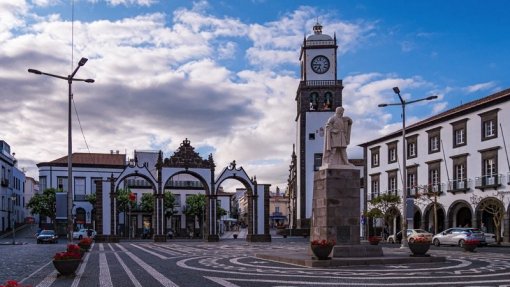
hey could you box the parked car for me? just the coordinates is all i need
[432,228,486,247]
[37,230,58,244]
[484,233,496,245]
[387,229,433,244]
[73,229,96,239]
[34,228,43,237]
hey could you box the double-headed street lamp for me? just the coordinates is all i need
[28,57,94,243]
[378,86,437,248]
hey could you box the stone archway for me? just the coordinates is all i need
[413,207,422,229]
[447,200,472,228]
[162,169,211,240]
[423,203,446,234]
[215,161,271,242]
[475,196,506,242]
[113,164,158,239]
[158,139,217,241]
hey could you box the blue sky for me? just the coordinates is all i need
[1,0,510,189]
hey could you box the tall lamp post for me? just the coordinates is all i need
[28,57,94,243]
[378,87,437,248]
[10,195,16,245]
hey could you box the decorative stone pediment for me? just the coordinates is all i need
[161,138,214,169]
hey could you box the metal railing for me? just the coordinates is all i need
[474,174,502,188]
[447,179,472,191]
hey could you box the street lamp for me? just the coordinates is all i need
[378,86,437,248]
[10,195,16,245]
[28,57,94,243]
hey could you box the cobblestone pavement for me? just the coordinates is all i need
[2,236,510,287]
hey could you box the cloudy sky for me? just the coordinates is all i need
[2,0,510,191]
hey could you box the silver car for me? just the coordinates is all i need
[432,228,485,247]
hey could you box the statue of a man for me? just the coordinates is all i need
[322,106,353,167]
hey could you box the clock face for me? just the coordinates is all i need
[311,55,330,74]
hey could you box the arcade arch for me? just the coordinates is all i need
[447,200,473,228]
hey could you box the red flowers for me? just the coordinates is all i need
[0,280,31,287]
[53,244,82,261]
[79,237,93,245]
[410,237,431,244]
[311,239,336,247]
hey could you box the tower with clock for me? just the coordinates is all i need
[293,22,343,228]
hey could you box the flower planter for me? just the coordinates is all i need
[78,243,91,252]
[53,259,81,276]
[463,243,477,252]
[368,236,381,245]
[408,242,430,256]
[310,245,333,260]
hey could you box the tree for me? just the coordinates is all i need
[86,193,96,206]
[140,193,154,213]
[366,193,401,236]
[27,188,59,230]
[163,191,176,218]
[412,185,442,234]
[116,188,135,213]
[184,194,206,235]
[472,192,506,244]
[216,202,227,218]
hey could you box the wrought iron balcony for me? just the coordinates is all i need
[474,174,502,191]
[447,179,472,194]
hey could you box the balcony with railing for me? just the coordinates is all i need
[474,174,502,191]
[298,80,342,89]
[447,179,472,194]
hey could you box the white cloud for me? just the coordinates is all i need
[0,1,437,191]
[464,81,496,93]
[104,0,156,7]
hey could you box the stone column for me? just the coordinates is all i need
[94,180,103,235]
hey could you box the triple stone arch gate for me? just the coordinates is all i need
[94,139,271,242]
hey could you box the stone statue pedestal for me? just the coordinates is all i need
[311,168,360,245]
[311,168,383,258]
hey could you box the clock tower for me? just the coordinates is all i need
[294,22,343,228]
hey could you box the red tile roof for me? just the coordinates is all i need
[37,153,126,167]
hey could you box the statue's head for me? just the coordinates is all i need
[335,107,344,115]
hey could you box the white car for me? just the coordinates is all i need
[73,229,96,239]
[484,233,496,245]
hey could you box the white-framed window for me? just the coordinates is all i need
[430,136,439,152]
[455,164,465,180]
[430,169,439,186]
[74,177,86,200]
[483,158,496,176]
[57,177,68,192]
[389,176,397,193]
[455,128,465,145]
[389,148,396,162]
[372,152,379,167]
[484,120,495,138]
[372,179,379,195]
[408,142,416,157]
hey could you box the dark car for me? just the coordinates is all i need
[37,230,58,244]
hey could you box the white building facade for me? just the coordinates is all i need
[361,89,510,242]
[0,140,26,233]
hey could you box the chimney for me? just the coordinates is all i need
[116,150,119,154]
[110,150,113,154]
